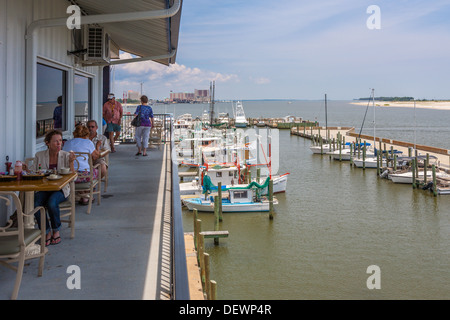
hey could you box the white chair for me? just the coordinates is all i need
[73,152,101,214]
[0,191,47,300]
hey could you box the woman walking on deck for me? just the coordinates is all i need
[134,95,154,156]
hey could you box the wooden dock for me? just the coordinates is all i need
[184,233,205,300]
[290,126,450,171]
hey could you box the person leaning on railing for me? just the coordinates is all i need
[24,129,76,246]
[62,124,100,205]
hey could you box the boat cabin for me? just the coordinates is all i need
[228,188,253,203]
[204,166,239,186]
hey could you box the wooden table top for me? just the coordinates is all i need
[0,172,77,192]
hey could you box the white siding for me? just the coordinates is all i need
[0,0,102,165]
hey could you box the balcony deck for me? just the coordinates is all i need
[0,143,175,300]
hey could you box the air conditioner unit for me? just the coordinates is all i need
[84,26,110,64]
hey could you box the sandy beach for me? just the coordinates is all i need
[350,100,450,111]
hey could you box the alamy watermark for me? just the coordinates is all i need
[66,265,81,290]
[174,128,279,176]
[367,5,381,30]
[66,5,81,30]
[366,265,381,289]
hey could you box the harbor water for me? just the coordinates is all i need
[173,100,450,299]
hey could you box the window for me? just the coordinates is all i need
[233,190,248,199]
[36,63,67,137]
[216,172,222,177]
[74,74,92,125]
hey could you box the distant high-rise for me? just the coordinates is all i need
[170,89,210,103]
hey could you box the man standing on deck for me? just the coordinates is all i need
[102,93,123,152]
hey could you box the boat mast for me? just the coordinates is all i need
[325,93,328,141]
[372,88,375,149]
[209,81,215,125]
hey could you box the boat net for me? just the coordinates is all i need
[202,174,270,195]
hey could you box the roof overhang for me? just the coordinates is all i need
[70,0,183,66]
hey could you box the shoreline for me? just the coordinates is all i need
[350,100,450,111]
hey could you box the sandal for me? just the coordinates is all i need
[50,236,61,245]
[135,152,142,156]
[79,197,89,205]
[45,238,52,247]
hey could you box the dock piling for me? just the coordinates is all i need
[269,179,274,220]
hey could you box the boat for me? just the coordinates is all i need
[310,142,351,155]
[389,171,433,184]
[389,169,450,184]
[327,143,374,161]
[310,144,332,154]
[182,176,278,212]
[234,101,248,128]
[179,164,289,196]
[352,150,403,168]
[183,191,276,212]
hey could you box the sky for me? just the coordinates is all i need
[113,0,450,101]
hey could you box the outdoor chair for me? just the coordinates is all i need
[0,191,47,300]
[24,157,76,237]
[59,179,76,238]
[100,152,109,193]
[73,152,101,214]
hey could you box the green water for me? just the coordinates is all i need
[181,101,450,300]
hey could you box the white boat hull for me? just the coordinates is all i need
[389,171,432,184]
[353,157,386,168]
[310,144,331,154]
[183,197,277,212]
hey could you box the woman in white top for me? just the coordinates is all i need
[63,125,100,204]
[30,130,76,246]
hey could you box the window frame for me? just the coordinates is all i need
[35,60,69,140]
[73,72,93,125]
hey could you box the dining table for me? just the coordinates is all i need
[0,172,78,228]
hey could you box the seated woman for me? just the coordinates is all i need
[30,130,76,246]
[63,124,100,205]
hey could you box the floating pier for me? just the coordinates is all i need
[291,126,450,195]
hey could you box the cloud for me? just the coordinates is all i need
[251,77,270,85]
[114,52,239,94]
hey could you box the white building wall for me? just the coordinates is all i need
[0,0,103,167]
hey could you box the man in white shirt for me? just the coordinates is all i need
[87,120,109,178]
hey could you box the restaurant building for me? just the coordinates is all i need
[0,0,183,221]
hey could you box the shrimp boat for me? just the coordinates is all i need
[182,176,278,212]
[179,164,289,196]
[233,101,248,128]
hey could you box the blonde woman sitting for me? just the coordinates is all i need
[63,124,100,204]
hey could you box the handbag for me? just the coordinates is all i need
[131,105,142,127]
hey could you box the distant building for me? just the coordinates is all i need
[170,89,209,103]
[128,90,140,100]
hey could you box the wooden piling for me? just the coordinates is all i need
[193,209,198,249]
[214,196,220,245]
[217,182,223,221]
[210,280,217,300]
[204,253,210,299]
[199,233,205,285]
[432,164,437,196]
[269,179,274,220]
[362,141,366,170]
[376,152,380,175]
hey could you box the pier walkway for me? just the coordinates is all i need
[292,126,450,170]
[0,143,180,300]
